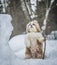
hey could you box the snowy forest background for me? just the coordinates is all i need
[0,0,57,38]
[0,0,57,65]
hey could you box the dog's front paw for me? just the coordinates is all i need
[37,53,44,59]
[25,47,31,59]
[25,54,31,59]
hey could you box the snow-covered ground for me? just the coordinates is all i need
[9,34,57,65]
[9,34,57,59]
[0,14,57,65]
[47,31,57,40]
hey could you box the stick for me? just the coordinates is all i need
[43,32,46,59]
[41,29,46,59]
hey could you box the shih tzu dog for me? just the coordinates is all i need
[25,20,44,59]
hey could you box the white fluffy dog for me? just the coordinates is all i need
[25,20,44,59]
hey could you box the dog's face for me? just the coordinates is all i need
[26,20,41,33]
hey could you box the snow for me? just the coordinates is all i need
[0,14,13,41]
[9,34,57,64]
[30,0,37,12]
[41,25,46,31]
[0,14,57,65]
[29,0,38,19]
[0,14,14,65]
[8,35,25,52]
[46,31,57,40]
[47,35,55,40]
[51,0,54,5]
[38,0,42,2]
[31,14,38,19]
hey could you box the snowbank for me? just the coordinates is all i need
[9,34,57,61]
[8,34,57,65]
[0,14,14,64]
[0,14,13,42]
[8,35,25,51]
[0,14,57,65]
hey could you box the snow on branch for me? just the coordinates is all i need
[0,0,9,13]
[21,0,38,21]
[41,0,55,32]
[20,0,31,21]
[30,0,38,19]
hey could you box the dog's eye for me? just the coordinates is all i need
[33,24,35,25]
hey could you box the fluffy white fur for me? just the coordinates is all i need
[25,20,44,58]
[26,20,41,33]
[25,32,44,48]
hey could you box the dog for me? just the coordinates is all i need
[25,20,44,59]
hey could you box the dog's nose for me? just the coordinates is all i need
[31,25,33,28]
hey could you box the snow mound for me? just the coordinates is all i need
[9,35,25,52]
[9,34,57,60]
[0,14,13,42]
[9,34,26,59]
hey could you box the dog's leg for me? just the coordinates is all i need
[25,47,31,59]
[37,48,43,59]
[30,48,36,58]
[37,40,43,59]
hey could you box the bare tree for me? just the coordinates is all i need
[21,0,56,59]
[20,0,38,21]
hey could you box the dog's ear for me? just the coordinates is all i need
[33,20,41,32]
[26,24,29,33]
[26,25,28,33]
